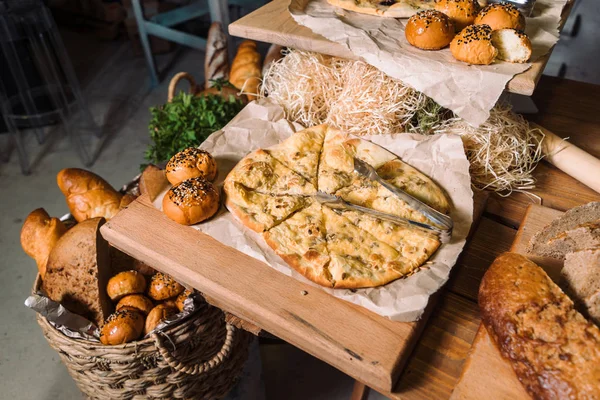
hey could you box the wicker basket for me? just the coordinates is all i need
[34,276,251,399]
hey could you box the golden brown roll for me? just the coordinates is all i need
[147,272,185,301]
[474,3,525,31]
[100,308,145,345]
[175,289,193,312]
[491,28,532,63]
[405,10,455,50]
[144,304,178,335]
[116,294,154,315]
[434,0,480,31]
[165,148,218,185]
[450,24,497,65]
[20,208,68,278]
[162,177,220,225]
[161,298,178,308]
[119,193,137,209]
[106,270,147,301]
[57,168,123,222]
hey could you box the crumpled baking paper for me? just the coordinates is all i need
[289,0,567,127]
[152,99,474,321]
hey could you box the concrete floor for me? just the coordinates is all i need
[1,1,599,398]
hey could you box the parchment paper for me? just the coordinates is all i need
[153,99,473,321]
[289,0,567,127]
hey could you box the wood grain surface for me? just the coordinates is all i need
[449,205,564,400]
[228,0,574,95]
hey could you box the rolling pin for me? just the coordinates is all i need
[532,122,600,194]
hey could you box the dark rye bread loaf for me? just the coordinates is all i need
[479,253,600,399]
[563,248,600,326]
[42,218,113,326]
[527,202,600,259]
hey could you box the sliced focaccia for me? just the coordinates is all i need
[266,125,327,187]
[317,127,355,194]
[327,0,435,18]
[224,180,308,232]
[263,201,331,286]
[225,149,316,196]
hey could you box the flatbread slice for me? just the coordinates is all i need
[224,181,308,233]
[322,206,409,288]
[317,127,355,194]
[377,159,450,214]
[266,125,327,187]
[340,209,440,276]
[343,137,397,169]
[327,0,435,18]
[263,201,331,286]
[225,149,316,196]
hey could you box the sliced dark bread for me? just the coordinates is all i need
[42,217,113,326]
[547,221,600,256]
[562,248,600,326]
[527,202,600,259]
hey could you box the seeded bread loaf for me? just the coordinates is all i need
[42,218,113,326]
[479,253,600,399]
[527,202,600,259]
[547,221,600,256]
[563,248,600,325]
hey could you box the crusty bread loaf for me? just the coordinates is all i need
[20,208,68,278]
[527,202,600,259]
[42,218,113,326]
[479,253,600,399]
[204,22,229,88]
[57,168,123,222]
[563,248,600,325]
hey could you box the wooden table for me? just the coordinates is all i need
[375,75,600,399]
[229,0,575,96]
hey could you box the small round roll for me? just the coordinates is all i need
[451,24,497,65]
[434,0,480,31]
[474,3,525,31]
[148,272,185,301]
[116,294,154,315]
[162,177,220,225]
[100,308,145,345]
[144,304,178,335]
[491,28,532,63]
[405,10,455,50]
[166,148,218,185]
[175,289,193,312]
[107,270,147,301]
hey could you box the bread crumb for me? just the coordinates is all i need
[301,290,308,296]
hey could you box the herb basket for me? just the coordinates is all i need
[34,275,251,400]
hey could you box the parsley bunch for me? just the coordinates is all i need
[145,90,244,164]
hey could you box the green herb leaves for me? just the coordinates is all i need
[145,91,244,164]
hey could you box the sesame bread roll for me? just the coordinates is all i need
[405,10,455,50]
[162,177,220,225]
[147,272,185,301]
[474,2,525,31]
[434,0,480,31]
[450,24,497,65]
[165,148,218,185]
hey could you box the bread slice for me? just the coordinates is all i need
[547,221,600,256]
[563,248,600,325]
[491,29,532,63]
[42,217,113,326]
[527,202,600,259]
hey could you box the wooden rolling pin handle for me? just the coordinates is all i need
[532,122,600,194]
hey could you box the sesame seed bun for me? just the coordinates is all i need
[147,272,185,301]
[100,308,144,345]
[450,24,497,65]
[405,10,455,50]
[434,0,480,31]
[474,3,525,31]
[106,270,147,301]
[162,177,220,225]
[491,28,532,63]
[144,304,178,335]
[165,148,218,186]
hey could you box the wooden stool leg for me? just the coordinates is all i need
[351,381,371,400]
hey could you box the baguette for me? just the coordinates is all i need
[20,208,68,278]
[204,22,229,87]
[229,40,261,101]
[479,253,600,399]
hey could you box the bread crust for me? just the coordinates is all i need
[434,0,480,31]
[20,208,67,278]
[450,24,497,65]
[327,0,435,18]
[479,253,600,399]
[162,177,220,225]
[405,10,455,50]
[474,2,525,31]
[100,308,144,345]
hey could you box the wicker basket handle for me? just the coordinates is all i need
[153,323,235,375]
[168,72,198,102]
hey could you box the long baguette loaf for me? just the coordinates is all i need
[204,22,229,87]
[479,253,600,399]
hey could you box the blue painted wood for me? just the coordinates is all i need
[145,22,208,50]
[150,2,210,28]
[131,0,159,87]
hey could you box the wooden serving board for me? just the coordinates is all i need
[101,193,487,394]
[228,0,575,96]
[450,204,564,400]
